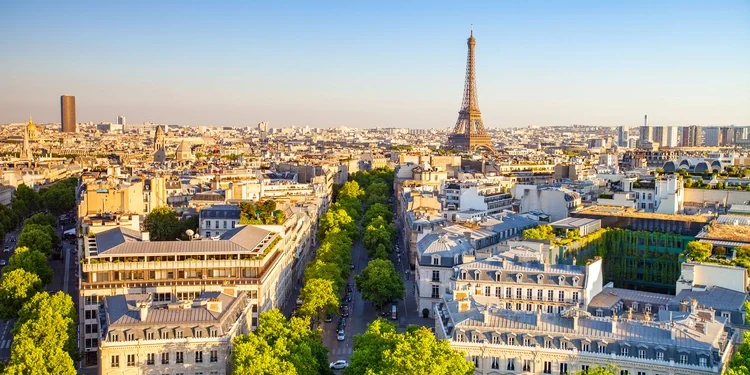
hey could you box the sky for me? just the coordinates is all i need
[1,1,749,129]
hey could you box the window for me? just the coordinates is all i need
[632,302,639,311]
[645,304,652,313]
[210,350,218,363]
[176,351,184,364]
[85,324,98,334]
[210,329,217,338]
[506,302,512,310]
[223,221,227,229]
[110,333,119,341]
[175,330,183,338]
[558,306,564,314]
[126,332,135,341]
[431,285,440,299]
[637,372,646,375]
[506,287,512,298]
[195,351,203,363]
[432,270,440,282]
[538,289,543,300]
[596,309,603,317]
[524,338,531,346]
[147,353,155,365]
[639,349,646,358]
[559,363,568,375]
[699,357,707,367]
[471,356,479,368]
[206,231,211,237]
[582,343,590,352]
[572,292,579,302]
[85,310,97,320]
[162,353,170,364]
[526,304,532,311]
[491,357,500,369]
[548,290,554,301]
[127,354,135,367]
[492,335,500,344]
[85,338,98,349]
[721,311,731,320]
[231,221,236,228]
[621,347,628,356]
[527,289,533,300]
[544,340,552,348]
[146,331,154,340]
[205,220,210,228]
[598,345,607,354]
[195,330,203,338]
[507,358,516,371]
[485,286,491,296]
[523,360,532,372]
[508,336,515,345]
[516,303,522,310]
[495,287,502,298]
[547,305,553,313]
[680,354,688,364]
[656,352,664,361]
[111,355,120,368]
[431,257,440,266]
[620,371,629,375]
[561,341,568,350]
[558,290,565,302]
[215,221,219,229]
[581,365,590,373]
[516,288,522,299]
[543,361,552,374]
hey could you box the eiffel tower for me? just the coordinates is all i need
[448,28,495,152]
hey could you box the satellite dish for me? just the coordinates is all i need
[185,229,194,237]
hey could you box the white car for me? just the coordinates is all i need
[2,246,8,253]
[330,360,348,369]
[337,330,345,341]
[0,259,6,266]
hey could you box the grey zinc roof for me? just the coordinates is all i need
[670,286,748,312]
[446,295,728,353]
[93,225,275,256]
[200,204,241,219]
[417,232,474,260]
[550,217,600,229]
[456,255,585,287]
[589,287,674,310]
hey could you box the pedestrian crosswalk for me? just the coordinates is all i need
[330,347,353,355]
[0,340,12,349]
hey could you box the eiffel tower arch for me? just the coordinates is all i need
[448,29,495,153]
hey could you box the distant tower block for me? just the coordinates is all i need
[448,27,495,153]
[61,95,76,133]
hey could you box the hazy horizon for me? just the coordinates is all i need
[1,1,748,128]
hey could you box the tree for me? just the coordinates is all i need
[364,203,393,226]
[144,206,182,241]
[7,247,53,285]
[11,184,39,218]
[318,207,357,240]
[22,223,60,248]
[338,180,364,200]
[345,319,473,375]
[232,309,332,375]
[23,212,57,228]
[0,269,42,320]
[305,259,346,294]
[356,259,405,309]
[713,246,727,257]
[735,246,750,259]
[299,278,339,321]
[683,178,693,188]
[573,365,619,375]
[686,241,712,262]
[522,224,555,241]
[17,227,53,255]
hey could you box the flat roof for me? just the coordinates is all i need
[576,206,711,223]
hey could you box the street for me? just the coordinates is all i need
[0,228,20,361]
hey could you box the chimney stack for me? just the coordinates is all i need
[573,314,579,330]
[611,312,618,333]
[644,114,648,127]
[139,303,149,321]
[690,298,698,312]
[207,298,223,314]
[141,231,150,242]
[679,299,688,312]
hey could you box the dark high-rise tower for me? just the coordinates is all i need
[448,28,494,152]
[61,95,76,133]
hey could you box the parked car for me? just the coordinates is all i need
[341,306,349,317]
[391,303,398,320]
[337,330,345,341]
[296,298,303,306]
[0,259,6,266]
[3,245,8,253]
[350,263,355,270]
[329,360,348,369]
[324,314,333,323]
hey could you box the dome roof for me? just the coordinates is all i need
[663,161,677,172]
[694,161,710,173]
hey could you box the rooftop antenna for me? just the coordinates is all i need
[470,24,473,37]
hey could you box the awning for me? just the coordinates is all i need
[64,228,76,235]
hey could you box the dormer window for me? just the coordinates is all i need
[474,270,480,280]
[461,271,467,280]
[495,272,502,282]
[110,333,119,342]
[537,274,544,282]
[126,332,135,341]
[558,275,565,284]
[516,273,524,283]
[572,276,579,284]
[472,333,481,343]
[431,256,440,266]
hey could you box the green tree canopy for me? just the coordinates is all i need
[232,309,331,375]
[356,259,405,309]
[23,212,57,228]
[304,259,346,294]
[11,184,39,218]
[144,206,183,241]
[339,180,365,200]
[0,269,43,320]
[318,207,358,240]
[7,246,53,285]
[573,365,619,375]
[17,227,53,255]
[364,203,393,226]
[299,278,339,320]
[38,178,78,216]
[686,241,712,262]
[345,319,473,375]
[522,224,555,241]
[22,223,60,248]
[239,200,286,225]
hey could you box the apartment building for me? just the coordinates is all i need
[513,185,582,222]
[451,255,604,315]
[442,181,513,221]
[415,232,474,318]
[78,219,290,366]
[597,175,684,214]
[77,175,168,217]
[98,290,251,375]
[199,205,240,238]
[436,295,736,375]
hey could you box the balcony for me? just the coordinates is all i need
[82,253,279,273]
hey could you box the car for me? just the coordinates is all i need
[2,246,8,253]
[324,314,333,323]
[341,306,349,317]
[337,330,345,341]
[9,237,15,243]
[296,298,303,306]
[329,360,349,370]
[350,263,355,270]
[0,260,6,266]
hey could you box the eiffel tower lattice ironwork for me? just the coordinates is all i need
[448,28,495,152]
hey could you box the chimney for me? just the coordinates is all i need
[670,323,676,340]
[690,298,698,312]
[644,115,648,127]
[130,215,141,232]
[627,307,633,321]
[139,303,149,321]
[573,314,579,330]
[644,311,651,322]
[679,299,688,312]
[207,298,223,314]
[536,306,543,327]
[464,231,472,242]
[482,306,489,322]
[141,231,150,242]
[611,312,618,333]
[695,322,706,334]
